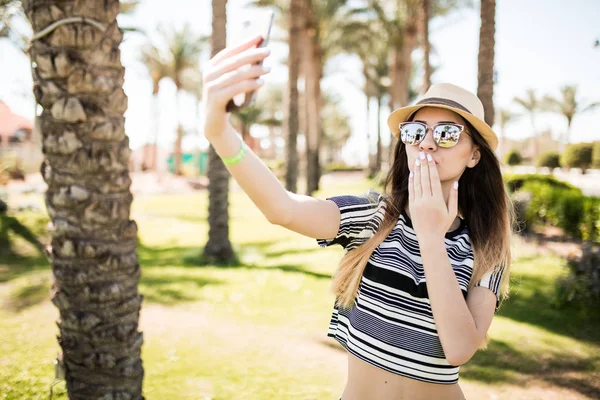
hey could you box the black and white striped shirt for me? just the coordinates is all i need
[316,191,505,385]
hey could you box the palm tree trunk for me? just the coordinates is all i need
[205,0,235,263]
[304,0,320,195]
[151,83,160,171]
[421,0,431,93]
[375,94,383,174]
[175,89,184,175]
[364,66,373,173]
[285,0,303,193]
[477,0,496,127]
[24,1,144,398]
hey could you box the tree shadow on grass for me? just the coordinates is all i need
[137,240,332,306]
[1,275,51,312]
[463,339,600,398]
[140,273,224,305]
[0,253,49,284]
[498,271,600,345]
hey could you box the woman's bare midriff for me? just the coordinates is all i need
[341,353,466,400]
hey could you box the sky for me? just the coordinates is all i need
[0,0,599,166]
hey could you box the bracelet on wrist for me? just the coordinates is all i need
[222,140,248,166]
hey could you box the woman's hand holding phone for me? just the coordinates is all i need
[202,35,271,141]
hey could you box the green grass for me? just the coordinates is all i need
[1,175,599,399]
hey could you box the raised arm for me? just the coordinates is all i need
[202,36,340,241]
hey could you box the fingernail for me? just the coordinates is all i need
[415,159,421,167]
[454,181,459,189]
[409,171,414,178]
[256,79,264,85]
[263,66,271,72]
[419,151,425,160]
[426,154,432,162]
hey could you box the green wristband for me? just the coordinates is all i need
[222,140,248,166]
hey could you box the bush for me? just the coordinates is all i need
[592,142,600,169]
[324,162,365,172]
[561,143,594,173]
[518,181,585,238]
[556,243,600,317]
[536,151,561,169]
[581,197,600,242]
[504,173,579,194]
[505,150,522,166]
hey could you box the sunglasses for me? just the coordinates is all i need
[399,122,465,148]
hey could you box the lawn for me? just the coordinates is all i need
[1,174,598,399]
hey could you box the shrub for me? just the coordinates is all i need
[561,143,593,173]
[581,197,600,242]
[556,243,600,317]
[324,162,364,172]
[536,151,561,169]
[504,173,579,194]
[592,141,600,169]
[505,150,522,166]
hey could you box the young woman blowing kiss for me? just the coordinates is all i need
[202,36,513,400]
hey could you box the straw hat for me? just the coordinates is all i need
[387,83,499,151]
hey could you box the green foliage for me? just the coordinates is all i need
[561,143,594,172]
[556,243,600,317]
[504,173,579,194]
[505,150,522,166]
[592,141,600,169]
[536,151,561,169]
[505,174,598,241]
[581,196,600,242]
[324,162,364,172]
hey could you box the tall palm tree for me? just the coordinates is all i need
[514,89,541,163]
[204,0,235,263]
[420,0,431,93]
[360,0,419,111]
[139,42,171,170]
[23,1,144,398]
[543,85,599,150]
[284,0,303,193]
[162,24,206,176]
[477,0,495,127]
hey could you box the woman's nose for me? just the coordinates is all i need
[419,128,437,151]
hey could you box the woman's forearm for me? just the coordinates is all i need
[207,124,291,224]
[419,238,480,365]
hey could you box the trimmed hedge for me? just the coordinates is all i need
[505,174,599,241]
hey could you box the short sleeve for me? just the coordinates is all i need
[316,190,384,251]
[474,264,506,312]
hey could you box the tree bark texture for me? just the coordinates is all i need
[205,0,235,263]
[303,0,321,195]
[285,0,302,193]
[23,0,144,398]
[421,0,431,94]
[477,0,496,127]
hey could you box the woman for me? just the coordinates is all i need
[202,36,512,400]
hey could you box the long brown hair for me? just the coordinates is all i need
[330,109,514,347]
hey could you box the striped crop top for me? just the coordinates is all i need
[316,190,505,385]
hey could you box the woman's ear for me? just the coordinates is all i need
[467,147,481,168]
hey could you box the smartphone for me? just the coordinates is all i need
[226,10,274,112]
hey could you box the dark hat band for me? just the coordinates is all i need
[416,97,472,114]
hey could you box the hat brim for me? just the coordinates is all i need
[387,104,499,151]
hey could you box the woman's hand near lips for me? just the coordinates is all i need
[408,151,459,242]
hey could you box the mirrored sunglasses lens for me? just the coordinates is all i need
[433,124,461,148]
[400,123,426,145]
